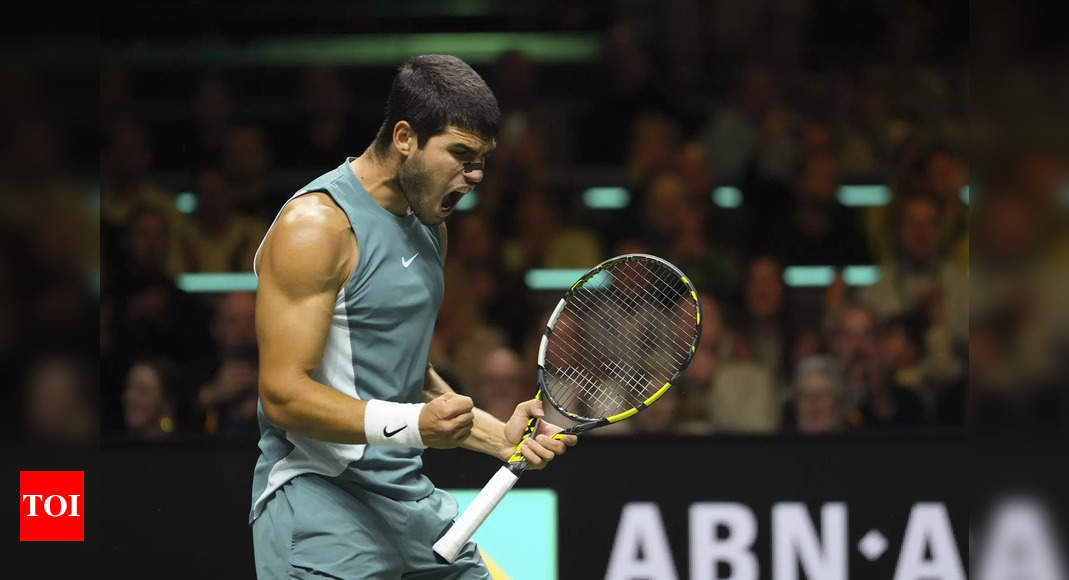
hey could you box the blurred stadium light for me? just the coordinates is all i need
[783,265,881,287]
[837,185,892,207]
[525,269,589,290]
[582,187,630,210]
[175,192,197,214]
[106,33,601,67]
[712,186,743,209]
[176,273,258,293]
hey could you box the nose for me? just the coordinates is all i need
[463,168,484,184]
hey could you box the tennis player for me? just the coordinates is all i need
[249,54,577,579]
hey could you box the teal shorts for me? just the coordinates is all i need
[252,474,491,579]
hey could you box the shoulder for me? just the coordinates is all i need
[259,192,356,293]
[278,192,350,230]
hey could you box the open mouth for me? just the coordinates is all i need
[441,190,465,212]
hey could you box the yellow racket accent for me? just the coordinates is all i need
[606,407,639,423]
[508,415,539,462]
[643,382,672,406]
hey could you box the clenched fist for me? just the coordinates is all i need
[420,392,474,448]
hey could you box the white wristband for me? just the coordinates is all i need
[364,400,426,448]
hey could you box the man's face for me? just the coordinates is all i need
[398,126,493,225]
[130,211,169,271]
[214,292,257,353]
[796,372,842,433]
[123,363,166,431]
[745,258,783,319]
[834,308,877,367]
[899,198,939,262]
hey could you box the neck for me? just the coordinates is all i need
[350,147,410,216]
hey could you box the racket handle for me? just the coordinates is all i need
[433,465,519,563]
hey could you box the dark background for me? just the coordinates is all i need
[3,0,1069,578]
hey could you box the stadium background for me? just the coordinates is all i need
[5,0,1069,578]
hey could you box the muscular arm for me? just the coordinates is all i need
[256,194,371,443]
[423,363,512,461]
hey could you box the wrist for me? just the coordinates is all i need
[364,400,426,448]
[497,443,516,462]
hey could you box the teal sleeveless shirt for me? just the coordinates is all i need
[250,158,443,522]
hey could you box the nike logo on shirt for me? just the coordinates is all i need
[383,425,407,438]
[401,253,419,268]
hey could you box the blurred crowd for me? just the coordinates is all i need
[13,0,1068,446]
[94,55,978,442]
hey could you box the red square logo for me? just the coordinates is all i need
[20,471,84,542]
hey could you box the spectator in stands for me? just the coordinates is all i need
[683,292,779,434]
[859,191,967,386]
[861,192,956,319]
[639,171,691,259]
[698,64,774,184]
[222,124,278,222]
[788,355,848,434]
[186,74,235,167]
[284,67,368,167]
[194,292,260,438]
[430,269,508,391]
[626,111,681,188]
[921,147,969,265]
[469,347,529,423]
[829,304,926,428]
[21,354,97,445]
[865,146,968,266]
[107,204,213,367]
[577,17,668,165]
[197,342,260,440]
[501,188,602,273]
[877,310,931,400]
[122,357,178,440]
[837,84,889,179]
[736,255,797,387]
[182,167,268,272]
[100,117,188,276]
[760,152,872,266]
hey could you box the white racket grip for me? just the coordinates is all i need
[433,466,520,562]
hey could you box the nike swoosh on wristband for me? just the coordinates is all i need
[402,253,419,268]
[383,425,407,438]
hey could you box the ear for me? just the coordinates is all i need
[392,121,416,157]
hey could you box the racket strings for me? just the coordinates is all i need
[543,258,699,419]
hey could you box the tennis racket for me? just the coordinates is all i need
[433,253,702,562]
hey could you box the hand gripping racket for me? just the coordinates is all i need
[433,254,702,562]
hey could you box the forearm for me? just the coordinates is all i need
[464,407,512,461]
[423,363,511,461]
[260,374,371,444]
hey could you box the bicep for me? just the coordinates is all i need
[256,260,336,394]
[256,204,351,402]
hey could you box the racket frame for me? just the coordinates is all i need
[433,253,701,563]
[534,253,702,431]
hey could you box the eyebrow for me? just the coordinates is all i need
[449,142,495,156]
